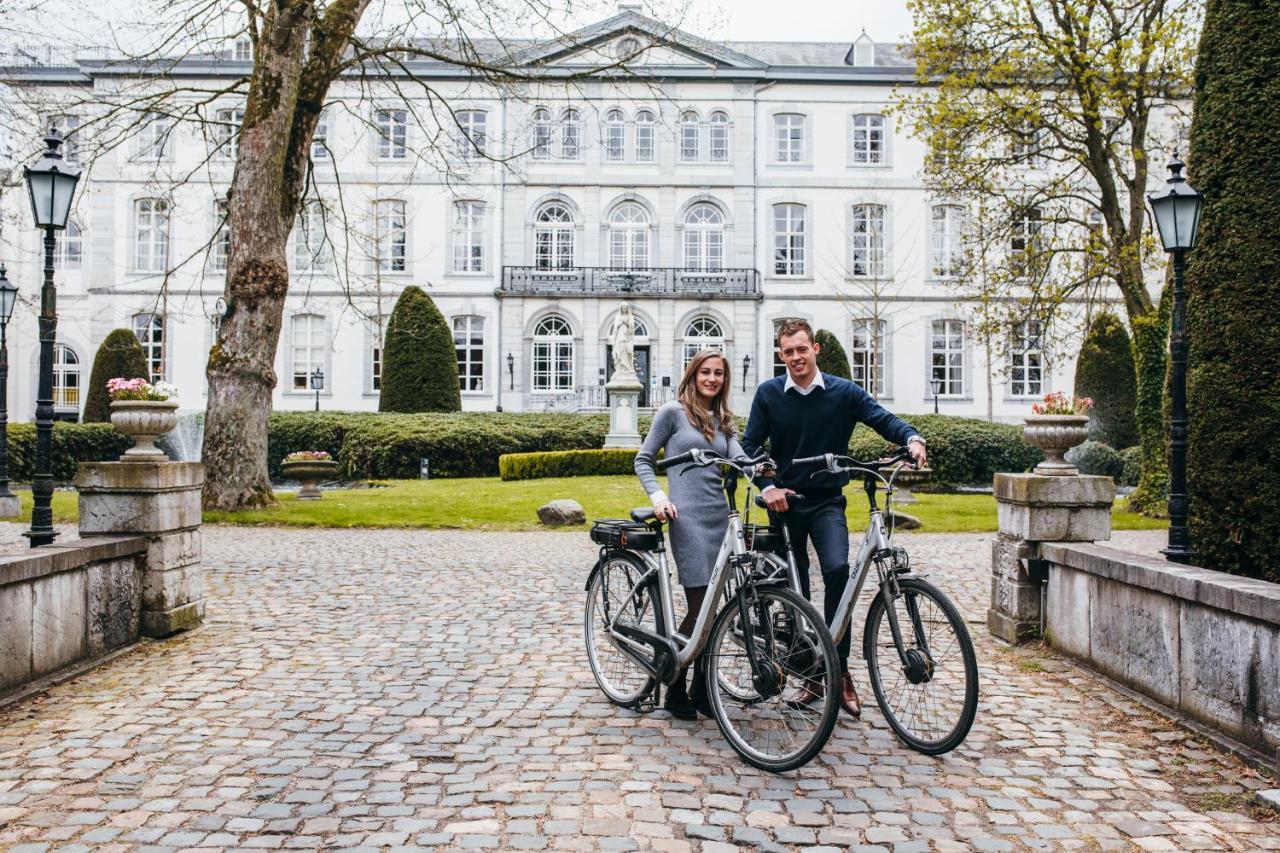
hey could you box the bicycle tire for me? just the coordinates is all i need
[584,552,656,707]
[864,576,978,755]
[704,585,840,773]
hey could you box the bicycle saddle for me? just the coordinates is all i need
[630,507,657,523]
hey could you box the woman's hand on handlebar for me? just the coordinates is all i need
[654,499,678,521]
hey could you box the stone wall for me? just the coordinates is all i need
[0,536,147,693]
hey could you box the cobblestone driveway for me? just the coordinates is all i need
[0,526,1275,852]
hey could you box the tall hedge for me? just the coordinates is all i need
[814,329,852,380]
[82,329,149,423]
[1185,0,1280,581]
[1073,312,1138,448]
[378,286,461,413]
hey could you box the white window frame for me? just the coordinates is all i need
[772,203,806,277]
[456,109,487,160]
[635,110,655,162]
[451,200,486,273]
[534,203,575,270]
[212,198,230,272]
[683,203,724,272]
[773,113,806,164]
[605,109,625,162]
[931,205,965,278]
[375,108,408,160]
[930,319,965,397]
[1011,206,1043,276]
[560,109,580,160]
[55,219,83,269]
[1008,320,1045,397]
[531,315,575,392]
[294,200,331,272]
[135,113,172,162]
[709,111,730,162]
[851,113,887,165]
[311,110,330,160]
[132,313,166,383]
[373,199,407,273]
[133,198,170,273]
[214,107,244,161]
[290,314,326,391]
[453,315,485,393]
[849,319,886,398]
[679,111,700,162]
[849,204,886,278]
[608,202,650,270]
[532,108,553,159]
[681,315,724,366]
[52,344,81,411]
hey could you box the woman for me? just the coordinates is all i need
[634,349,744,720]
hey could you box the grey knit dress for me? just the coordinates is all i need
[634,402,745,586]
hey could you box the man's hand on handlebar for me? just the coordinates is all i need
[762,487,796,512]
[907,440,927,468]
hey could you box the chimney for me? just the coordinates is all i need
[619,2,644,13]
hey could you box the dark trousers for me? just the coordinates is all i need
[783,494,851,667]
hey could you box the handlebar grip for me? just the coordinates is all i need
[656,450,693,472]
[792,454,827,466]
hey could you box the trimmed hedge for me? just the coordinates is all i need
[499,449,641,480]
[847,414,1042,487]
[83,329,149,423]
[379,286,461,413]
[814,329,852,380]
[1074,313,1138,448]
[6,422,133,482]
[1065,440,1125,480]
[1119,445,1142,488]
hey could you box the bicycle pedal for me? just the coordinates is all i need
[633,683,660,714]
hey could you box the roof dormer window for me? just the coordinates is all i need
[849,31,875,66]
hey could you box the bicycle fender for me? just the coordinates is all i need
[585,548,647,591]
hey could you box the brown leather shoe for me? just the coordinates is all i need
[783,678,823,708]
[839,671,862,718]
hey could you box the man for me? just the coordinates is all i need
[741,319,926,718]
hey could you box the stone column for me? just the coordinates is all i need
[988,473,1113,644]
[74,462,204,638]
[603,376,643,449]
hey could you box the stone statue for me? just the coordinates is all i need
[609,303,637,381]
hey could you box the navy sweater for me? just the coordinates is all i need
[741,373,920,497]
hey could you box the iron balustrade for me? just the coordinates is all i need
[501,266,760,297]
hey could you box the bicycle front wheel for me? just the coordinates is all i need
[704,585,840,773]
[864,576,978,755]
[584,553,656,707]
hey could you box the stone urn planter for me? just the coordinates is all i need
[281,459,339,500]
[1024,414,1090,476]
[110,399,180,461]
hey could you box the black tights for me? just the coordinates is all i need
[679,585,707,640]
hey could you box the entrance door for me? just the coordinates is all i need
[606,344,651,407]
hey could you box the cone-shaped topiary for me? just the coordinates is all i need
[814,329,852,380]
[378,285,461,413]
[82,329,150,423]
[1184,0,1280,581]
[1073,312,1138,449]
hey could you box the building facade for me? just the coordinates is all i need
[0,7,1172,425]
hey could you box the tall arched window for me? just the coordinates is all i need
[608,202,650,269]
[534,203,575,270]
[850,204,886,277]
[53,345,81,410]
[561,109,580,159]
[683,203,724,272]
[54,219,83,269]
[679,111,700,162]
[605,109,625,161]
[635,110,655,162]
[134,198,169,273]
[709,111,730,162]
[532,314,575,391]
[532,108,552,159]
[682,315,725,366]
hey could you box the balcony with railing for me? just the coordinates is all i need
[501,266,760,298]
[522,384,677,413]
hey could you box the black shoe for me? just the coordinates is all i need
[690,656,715,718]
[663,674,698,721]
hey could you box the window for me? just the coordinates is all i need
[635,110,655,162]
[55,220,82,269]
[849,319,885,397]
[49,115,80,165]
[532,108,552,159]
[709,111,730,162]
[53,345,80,410]
[605,110,625,161]
[452,200,485,273]
[679,111,700,162]
[295,200,331,272]
[561,109,580,159]
[851,114,886,165]
[772,203,806,276]
[136,113,172,161]
[774,113,806,163]
[682,316,724,366]
[375,108,407,160]
[212,198,230,272]
[852,35,875,67]
[532,314,574,391]
[311,111,330,160]
[454,315,484,392]
[134,198,169,273]
[1012,126,1047,168]
[233,37,252,61]
[133,313,165,383]
[1011,206,1042,275]
[291,315,325,390]
[534,203,575,270]
[683,203,724,272]
[1009,321,1044,397]
[608,202,649,269]
[457,110,486,160]
[368,317,387,392]
[373,200,407,272]
[850,204,886,277]
[930,319,965,396]
[214,108,244,160]
[931,205,965,277]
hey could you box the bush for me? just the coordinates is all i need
[1074,312,1138,448]
[6,422,133,482]
[267,412,362,478]
[1065,440,1125,479]
[847,414,1042,488]
[379,286,461,413]
[82,329,149,423]
[499,449,641,480]
[1118,445,1142,488]
[814,329,851,380]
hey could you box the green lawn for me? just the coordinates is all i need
[15,477,1167,533]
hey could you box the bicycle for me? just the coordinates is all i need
[743,448,979,755]
[583,449,841,772]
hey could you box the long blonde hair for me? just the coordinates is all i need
[677,350,736,442]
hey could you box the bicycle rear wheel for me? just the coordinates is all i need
[864,576,978,755]
[704,585,840,772]
[584,553,656,707]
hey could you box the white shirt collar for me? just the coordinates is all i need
[784,371,825,396]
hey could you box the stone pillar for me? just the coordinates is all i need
[74,462,204,638]
[603,376,644,449]
[988,473,1113,644]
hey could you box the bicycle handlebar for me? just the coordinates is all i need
[793,447,916,473]
[656,450,693,472]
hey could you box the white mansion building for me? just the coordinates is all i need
[0,6,1168,424]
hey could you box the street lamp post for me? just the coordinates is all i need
[930,377,942,415]
[0,265,19,511]
[310,366,324,412]
[741,353,752,392]
[1147,156,1204,565]
[23,130,81,547]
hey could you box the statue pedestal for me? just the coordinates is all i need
[604,373,644,449]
